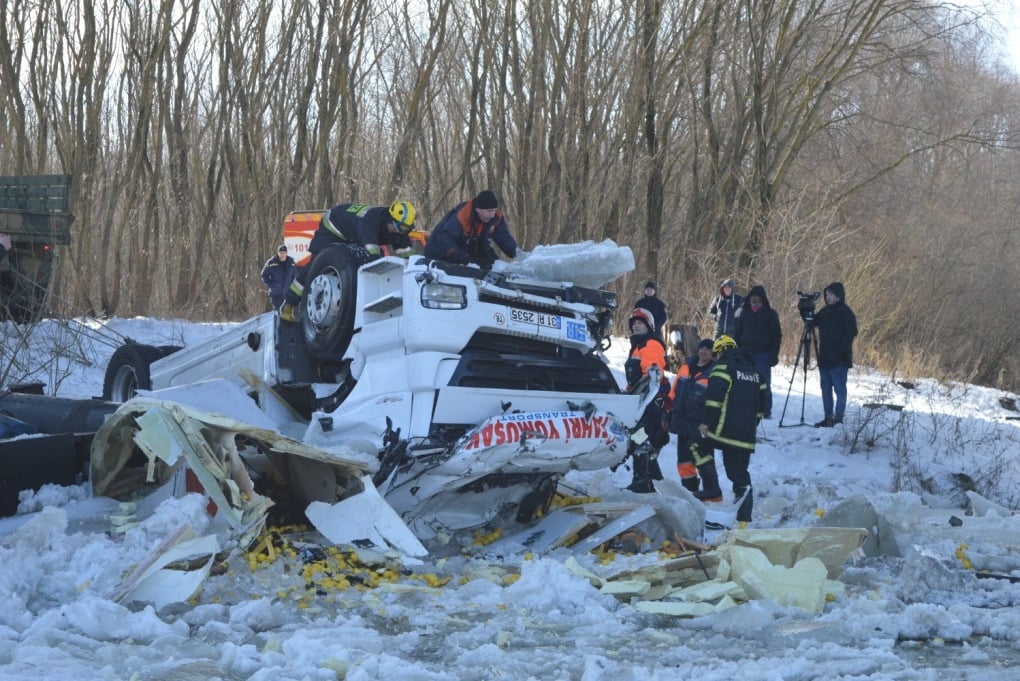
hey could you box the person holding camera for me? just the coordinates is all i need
[733,284,782,418]
[813,282,858,427]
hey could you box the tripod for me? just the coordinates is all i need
[778,321,819,427]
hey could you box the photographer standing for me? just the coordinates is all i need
[813,282,858,427]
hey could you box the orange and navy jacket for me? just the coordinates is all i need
[424,199,518,265]
[626,333,666,390]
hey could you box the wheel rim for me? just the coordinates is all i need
[305,268,345,331]
[111,366,138,401]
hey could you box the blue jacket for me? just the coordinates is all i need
[260,255,296,299]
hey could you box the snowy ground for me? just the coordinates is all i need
[3,315,1020,680]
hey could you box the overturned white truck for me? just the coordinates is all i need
[100,244,651,542]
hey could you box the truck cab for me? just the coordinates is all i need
[102,223,644,539]
[0,175,73,323]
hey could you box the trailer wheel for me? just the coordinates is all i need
[102,343,166,401]
[301,244,371,361]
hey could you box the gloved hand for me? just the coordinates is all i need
[770,354,779,367]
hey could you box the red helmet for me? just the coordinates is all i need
[628,307,655,333]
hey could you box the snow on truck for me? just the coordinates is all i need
[97,212,650,542]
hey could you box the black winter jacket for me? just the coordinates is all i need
[669,357,712,437]
[814,282,858,368]
[734,285,782,360]
[703,349,764,451]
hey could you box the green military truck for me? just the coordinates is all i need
[0,175,73,323]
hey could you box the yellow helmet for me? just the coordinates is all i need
[712,335,737,354]
[389,201,417,234]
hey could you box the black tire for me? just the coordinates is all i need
[157,345,183,358]
[300,244,371,361]
[102,343,166,402]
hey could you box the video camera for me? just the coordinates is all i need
[797,290,821,325]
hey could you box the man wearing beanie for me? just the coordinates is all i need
[425,189,518,268]
[634,281,667,338]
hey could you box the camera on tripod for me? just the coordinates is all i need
[797,290,821,326]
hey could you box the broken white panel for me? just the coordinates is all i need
[635,595,738,617]
[305,476,427,563]
[667,579,747,604]
[599,580,651,597]
[570,505,656,555]
[113,529,219,611]
[721,527,868,579]
[484,508,591,556]
[727,545,828,614]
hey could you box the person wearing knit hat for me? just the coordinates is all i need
[634,280,667,338]
[424,189,518,268]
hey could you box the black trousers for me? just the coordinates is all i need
[720,448,753,522]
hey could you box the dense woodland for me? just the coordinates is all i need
[1,0,1018,387]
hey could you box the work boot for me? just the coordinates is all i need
[833,414,844,424]
[693,489,723,502]
[680,476,701,494]
[814,417,834,428]
[279,303,297,323]
[695,460,722,502]
[627,448,657,493]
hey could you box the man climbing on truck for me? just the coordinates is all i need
[425,190,518,268]
[280,200,416,322]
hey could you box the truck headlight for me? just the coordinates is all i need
[421,283,467,309]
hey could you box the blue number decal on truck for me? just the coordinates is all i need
[566,321,587,342]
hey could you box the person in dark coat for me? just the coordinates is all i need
[733,284,782,418]
[424,190,517,268]
[668,338,721,499]
[698,335,764,523]
[260,244,297,310]
[708,278,743,339]
[813,282,858,427]
[634,281,667,338]
[281,201,416,321]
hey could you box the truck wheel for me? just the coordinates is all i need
[102,343,166,401]
[300,244,371,361]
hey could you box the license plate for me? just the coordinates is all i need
[509,308,562,329]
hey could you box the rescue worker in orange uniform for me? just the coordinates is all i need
[622,307,670,493]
